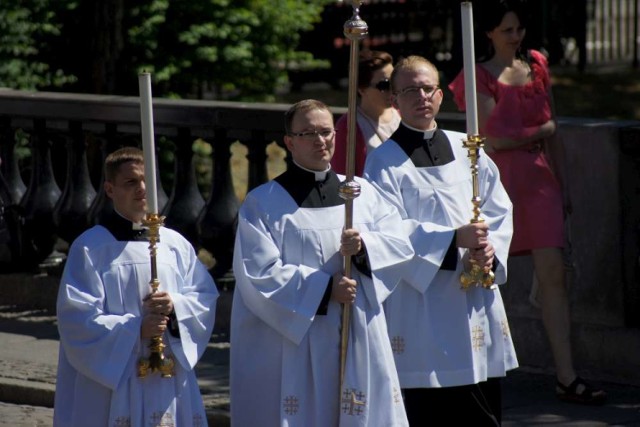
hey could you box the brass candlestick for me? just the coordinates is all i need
[339,0,367,393]
[137,213,175,378]
[459,134,496,290]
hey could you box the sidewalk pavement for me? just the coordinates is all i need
[0,306,639,426]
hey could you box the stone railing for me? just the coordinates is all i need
[0,89,329,282]
[1,89,639,383]
[505,118,640,383]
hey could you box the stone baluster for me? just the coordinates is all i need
[87,124,117,225]
[247,129,269,191]
[197,128,239,284]
[53,121,97,245]
[0,117,26,204]
[19,119,62,271]
[164,128,205,247]
[0,118,24,269]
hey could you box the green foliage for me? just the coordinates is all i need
[127,0,334,100]
[0,1,76,90]
[0,0,333,98]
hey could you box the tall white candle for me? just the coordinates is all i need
[138,72,159,214]
[461,2,479,136]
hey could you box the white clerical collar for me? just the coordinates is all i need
[114,208,144,230]
[293,160,331,182]
[402,121,438,139]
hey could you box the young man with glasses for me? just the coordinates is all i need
[363,56,517,425]
[333,50,401,177]
[231,99,413,426]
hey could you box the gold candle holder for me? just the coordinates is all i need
[137,213,175,378]
[459,134,496,290]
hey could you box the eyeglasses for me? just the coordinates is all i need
[395,84,440,98]
[372,79,391,92]
[289,128,336,141]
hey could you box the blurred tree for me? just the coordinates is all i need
[125,0,333,100]
[0,1,76,90]
[0,0,333,100]
[0,1,590,97]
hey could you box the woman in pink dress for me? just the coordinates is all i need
[449,0,605,405]
[332,50,401,176]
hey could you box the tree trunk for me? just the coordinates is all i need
[82,0,124,94]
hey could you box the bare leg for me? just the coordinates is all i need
[531,246,576,385]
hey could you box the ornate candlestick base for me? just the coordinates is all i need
[460,262,496,290]
[459,134,497,291]
[138,336,175,378]
[137,213,175,378]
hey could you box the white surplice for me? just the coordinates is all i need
[364,129,518,389]
[54,226,218,427]
[231,173,413,427]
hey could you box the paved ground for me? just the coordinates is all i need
[0,306,231,426]
[0,402,53,427]
[0,305,639,426]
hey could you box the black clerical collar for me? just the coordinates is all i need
[274,163,345,208]
[100,209,150,241]
[292,160,331,182]
[401,121,438,140]
[391,123,455,167]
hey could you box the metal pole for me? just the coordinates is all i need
[338,0,367,392]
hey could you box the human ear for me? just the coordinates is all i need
[391,95,400,110]
[283,135,294,153]
[486,30,494,42]
[104,181,114,199]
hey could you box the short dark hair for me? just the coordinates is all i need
[284,99,332,135]
[104,147,144,182]
[358,50,394,90]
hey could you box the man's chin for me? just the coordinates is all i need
[137,202,148,217]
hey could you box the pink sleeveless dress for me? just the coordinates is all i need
[449,50,563,255]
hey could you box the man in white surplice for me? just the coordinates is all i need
[363,56,517,426]
[54,147,218,427]
[231,99,413,427]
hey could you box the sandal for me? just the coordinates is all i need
[556,377,607,405]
